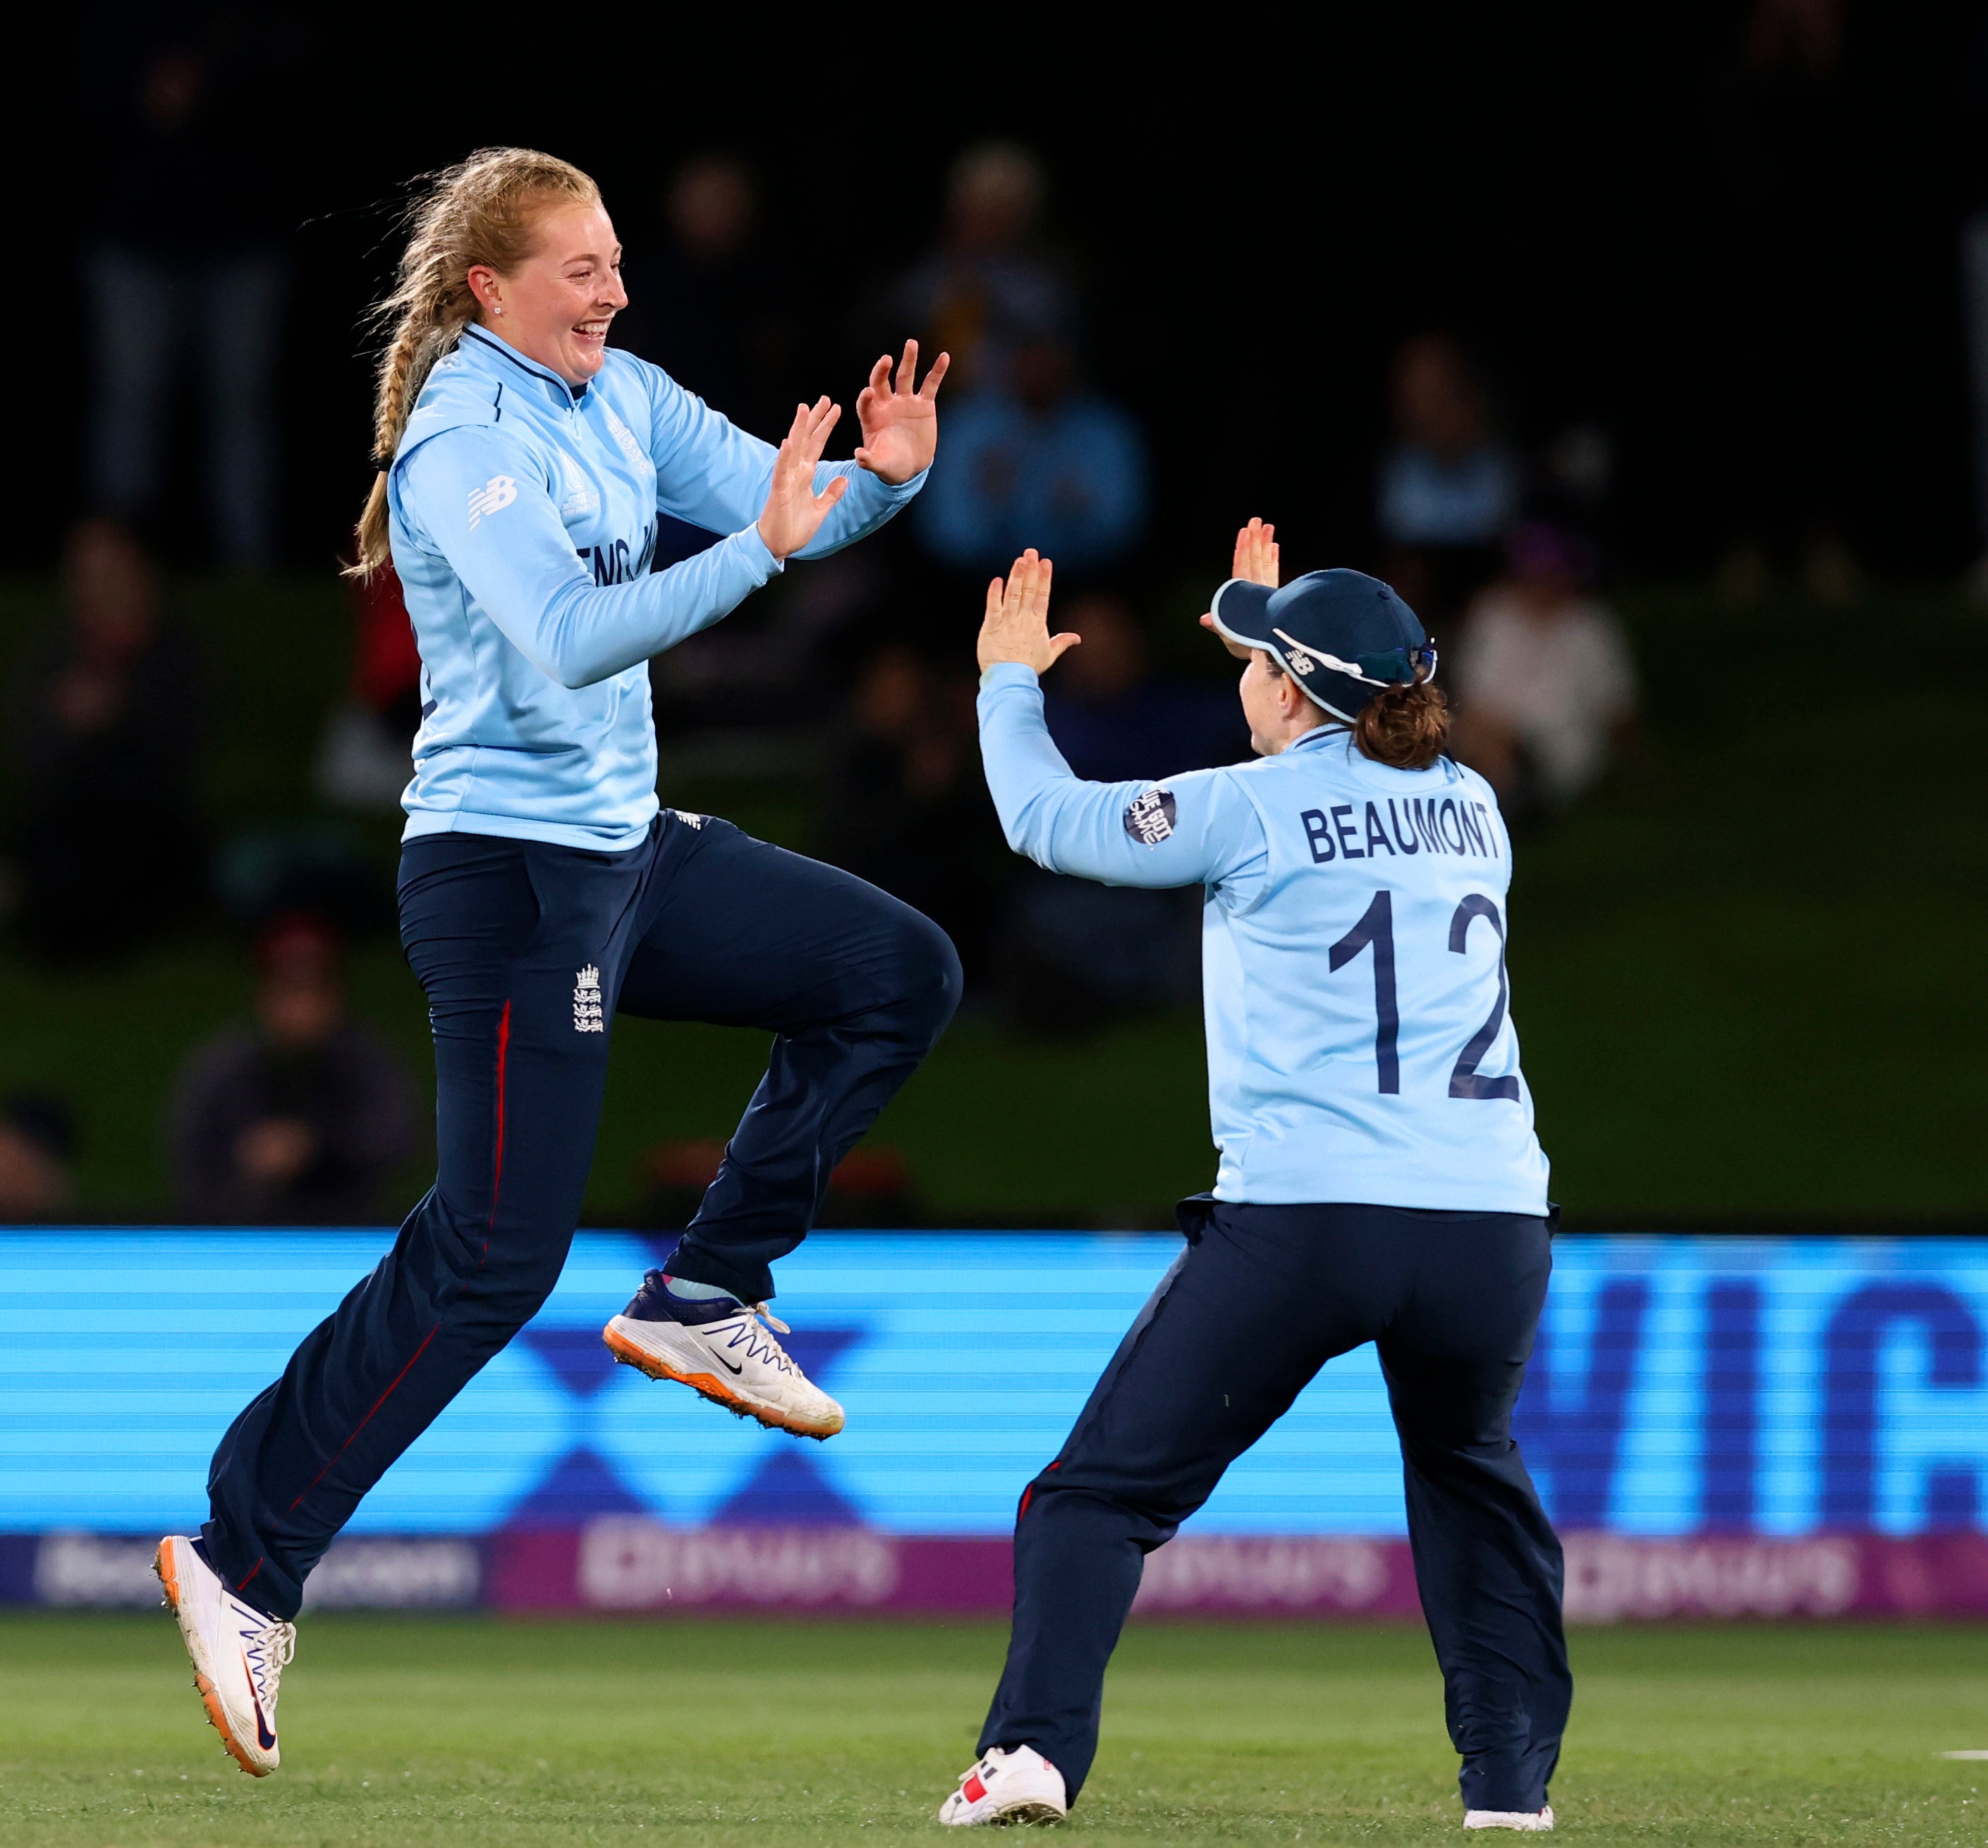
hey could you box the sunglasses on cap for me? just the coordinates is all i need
[1271,630,1439,688]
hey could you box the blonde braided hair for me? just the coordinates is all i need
[348,147,600,576]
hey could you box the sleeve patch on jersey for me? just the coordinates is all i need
[466,475,518,530]
[1123,787,1178,845]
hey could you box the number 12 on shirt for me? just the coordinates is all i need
[1328,891,1520,1101]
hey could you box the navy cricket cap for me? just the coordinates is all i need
[1209,569,1434,723]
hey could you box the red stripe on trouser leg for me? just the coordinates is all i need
[282,997,510,1520]
[285,1324,439,1512]
[489,999,511,1227]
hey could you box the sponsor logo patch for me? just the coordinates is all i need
[1122,787,1178,846]
[467,475,518,530]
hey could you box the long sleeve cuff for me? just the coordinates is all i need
[731,522,784,577]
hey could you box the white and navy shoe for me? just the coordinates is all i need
[604,1271,845,1440]
[938,1744,1068,1825]
[1465,1805,1555,1832]
[154,1535,295,1776]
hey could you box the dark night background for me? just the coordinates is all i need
[0,3,1980,1227]
[4,4,1977,582]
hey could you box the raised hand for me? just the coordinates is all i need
[977,549,1080,675]
[1233,516,1279,587]
[757,398,848,559]
[1200,516,1280,651]
[855,340,949,485]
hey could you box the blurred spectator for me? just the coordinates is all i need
[1042,594,1245,782]
[0,1094,78,1223]
[892,142,1078,395]
[616,153,800,440]
[817,646,1003,981]
[80,20,304,569]
[1376,333,1520,642]
[317,560,421,814]
[916,336,1148,576]
[1450,522,1640,824]
[8,520,206,961]
[172,917,416,1225]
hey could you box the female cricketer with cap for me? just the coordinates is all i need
[154,147,958,1775]
[939,524,1568,1832]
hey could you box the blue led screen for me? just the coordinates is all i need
[2,1232,1984,1536]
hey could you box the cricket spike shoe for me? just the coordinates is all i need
[603,1271,845,1439]
[154,1536,295,1776]
[938,1744,1068,1826]
[1465,1806,1555,1832]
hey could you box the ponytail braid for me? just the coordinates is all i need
[348,147,601,576]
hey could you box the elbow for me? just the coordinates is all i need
[999,797,1056,866]
[537,632,617,690]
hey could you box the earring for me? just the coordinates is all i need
[492,305,504,316]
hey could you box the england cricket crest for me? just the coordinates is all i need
[573,965,605,1033]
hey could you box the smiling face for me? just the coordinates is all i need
[468,200,628,386]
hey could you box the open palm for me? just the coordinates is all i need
[977,551,1078,675]
[757,398,848,559]
[855,340,949,484]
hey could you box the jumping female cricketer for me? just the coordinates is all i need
[154,147,958,1775]
[939,530,1569,1833]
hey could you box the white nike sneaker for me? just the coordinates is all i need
[604,1276,844,1439]
[938,1744,1068,1825]
[154,1536,295,1776]
[1465,1806,1555,1831]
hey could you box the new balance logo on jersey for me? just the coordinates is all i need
[467,475,518,530]
[574,965,605,1033]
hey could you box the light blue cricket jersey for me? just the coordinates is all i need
[978,663,1550,1213]
[388,326,922,850]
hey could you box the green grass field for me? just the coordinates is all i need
[3,1615,1985,1845]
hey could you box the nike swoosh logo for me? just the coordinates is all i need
[241,1649,276,1750]
[710,1347,743,1374]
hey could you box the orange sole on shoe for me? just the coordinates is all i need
[602,1324,841,1440]
[154,1539,272,1778]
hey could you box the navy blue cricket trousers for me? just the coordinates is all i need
[202,813,961,1618]
[980,1199,1568,1815]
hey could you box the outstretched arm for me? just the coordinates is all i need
[400,421,826,690]
[976,552,1264,889]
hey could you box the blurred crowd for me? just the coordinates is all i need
[7,126,1649,1224]
[25,0,1942,1223]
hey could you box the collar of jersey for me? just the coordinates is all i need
[1287,723,1350,754]
[459,326,590,410]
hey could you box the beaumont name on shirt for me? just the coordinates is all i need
[1298,793,1501,864]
